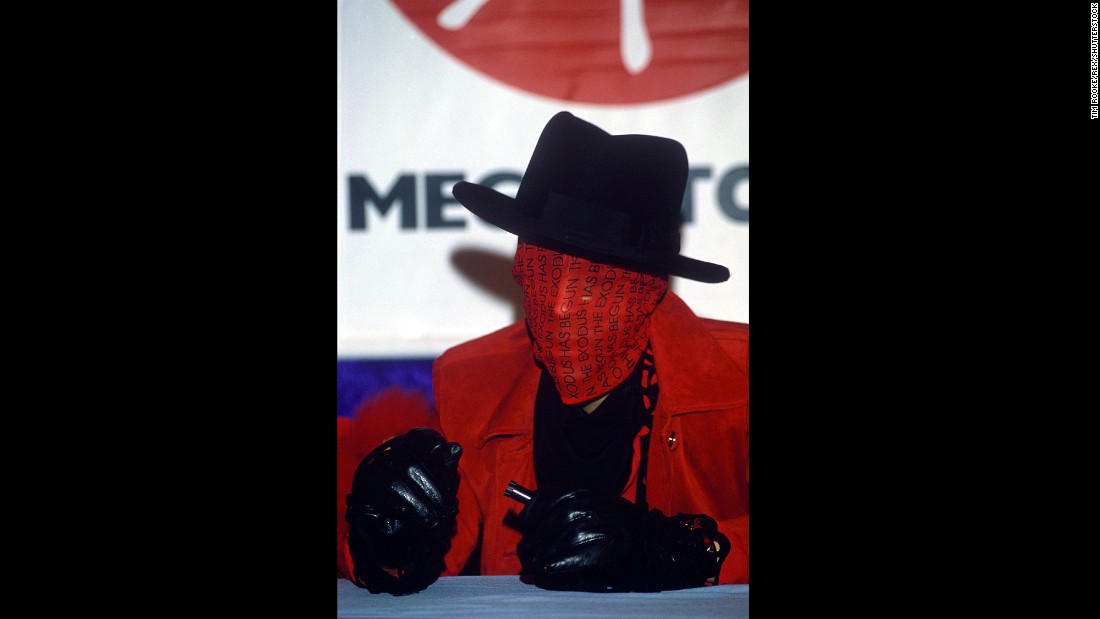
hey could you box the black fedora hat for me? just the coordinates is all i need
[452,111,730,283]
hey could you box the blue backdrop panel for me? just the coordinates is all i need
[337,358,436,417]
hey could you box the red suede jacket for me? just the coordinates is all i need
[338,291,749,584]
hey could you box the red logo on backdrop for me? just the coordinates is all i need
[389,0,748,105]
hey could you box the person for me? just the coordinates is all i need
[337,111,748,595]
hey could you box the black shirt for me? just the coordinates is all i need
[532,346,657,500]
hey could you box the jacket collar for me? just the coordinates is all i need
[647,291,747,417]
[473,291,745,445]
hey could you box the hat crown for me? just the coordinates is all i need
[514,112,688,256]
[450,111,730,283]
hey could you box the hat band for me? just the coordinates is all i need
[539,192,679,258]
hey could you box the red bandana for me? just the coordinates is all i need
[512,241,669,405]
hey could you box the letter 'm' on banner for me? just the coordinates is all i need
[349,173,417,230]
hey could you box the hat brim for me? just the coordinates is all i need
[453,181,731,283]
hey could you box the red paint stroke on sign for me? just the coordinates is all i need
[390,0,749,104]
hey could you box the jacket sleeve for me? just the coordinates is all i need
[716,513,748,583]
[717,416,748,584]
[715,323,749,584]
[442,463,482,576]
[335,387,445,580]
[661,398,748,585]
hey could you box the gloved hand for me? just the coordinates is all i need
[344,427,463,595]
[516,487,730,592]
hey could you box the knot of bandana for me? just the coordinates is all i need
[512,241,669,405]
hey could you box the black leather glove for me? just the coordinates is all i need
[344,427,462,595]
[516,487,730,592]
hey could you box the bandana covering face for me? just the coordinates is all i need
[512,241,669,404]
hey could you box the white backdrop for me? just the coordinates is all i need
[337,0,749,358]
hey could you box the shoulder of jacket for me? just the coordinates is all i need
[698,319,749,375]
[433,321,532,404]
[433,321,535,447]
[699,318,748,345]
[435,321,529,369]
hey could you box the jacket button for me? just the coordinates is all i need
[667,431,678,451]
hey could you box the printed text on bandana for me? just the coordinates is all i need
[512,242,668,405]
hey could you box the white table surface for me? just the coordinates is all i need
[337,575,749,618]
